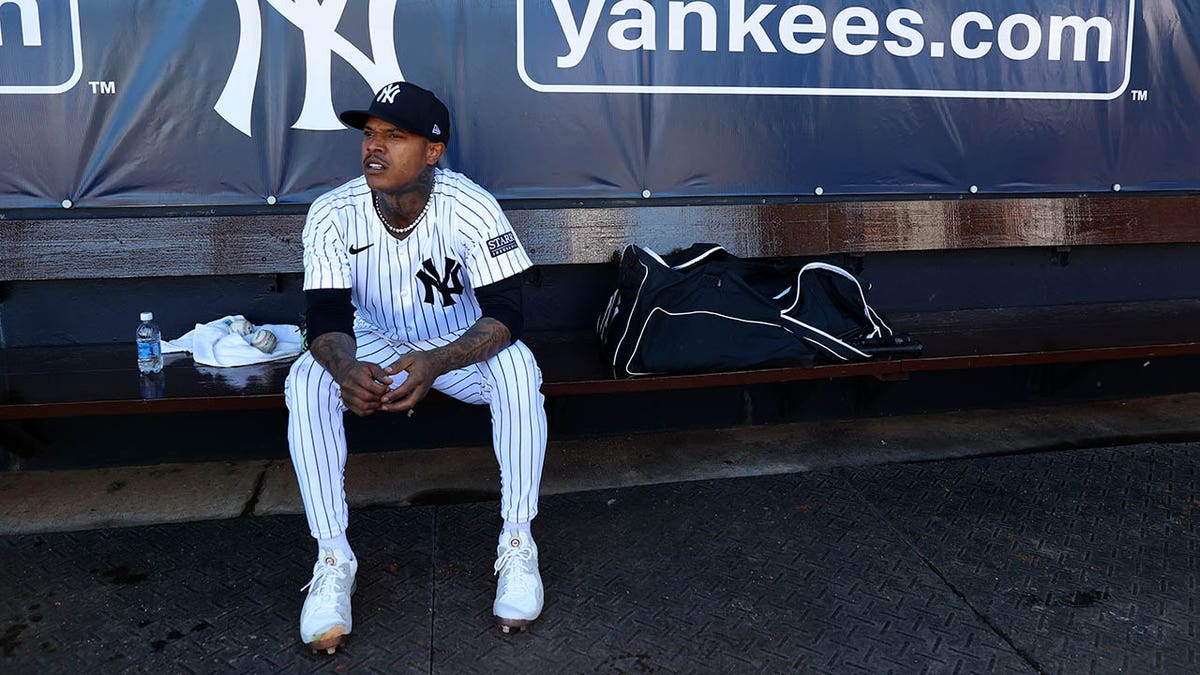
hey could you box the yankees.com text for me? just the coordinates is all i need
[552,0,1116,68]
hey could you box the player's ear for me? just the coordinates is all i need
[425,141,446,165]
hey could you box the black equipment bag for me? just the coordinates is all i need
[597,244,917,377]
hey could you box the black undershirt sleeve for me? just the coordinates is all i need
[304,288,355,342]
[475,274,525,343]
[305,278,523,345]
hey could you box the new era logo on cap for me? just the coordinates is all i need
[339,81,451,145]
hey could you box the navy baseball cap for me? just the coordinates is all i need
[339,81,450,145]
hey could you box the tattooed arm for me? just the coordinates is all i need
[310,332,393,416]
[380,318,511,413]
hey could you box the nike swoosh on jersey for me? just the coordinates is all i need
[349,243,375,255]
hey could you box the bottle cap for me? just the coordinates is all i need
[140,312,154,321]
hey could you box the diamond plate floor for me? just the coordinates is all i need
[847,442,1199,675]
[1,441,1197,673]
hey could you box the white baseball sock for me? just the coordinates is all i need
[317,533,355,562]
[502,520,532,541]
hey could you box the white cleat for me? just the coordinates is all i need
[299,548,357,653]
[493,531,543,633]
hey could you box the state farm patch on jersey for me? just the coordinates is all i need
[487,232,519,257]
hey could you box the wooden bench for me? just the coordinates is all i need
[0,298,1198,419]
[0,194,1198,421]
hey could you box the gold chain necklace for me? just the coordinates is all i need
[373,191,429,236]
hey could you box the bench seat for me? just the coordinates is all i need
[0,298,1197,420]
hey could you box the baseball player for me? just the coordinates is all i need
[284,82,548,652]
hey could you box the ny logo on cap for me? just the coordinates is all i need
[377,83,402,104]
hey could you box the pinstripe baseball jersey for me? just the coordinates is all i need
[302,168,532,343]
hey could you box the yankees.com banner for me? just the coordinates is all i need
[0,0,1196,209]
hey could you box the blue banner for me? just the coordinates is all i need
[0,1,1194,209]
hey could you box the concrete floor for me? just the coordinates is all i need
[2,421,1198,673]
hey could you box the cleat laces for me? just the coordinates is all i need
[494,545,535,593]
[301,562,348,606]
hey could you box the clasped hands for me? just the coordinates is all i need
[333,352,440,416]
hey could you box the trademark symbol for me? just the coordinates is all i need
[1130,89,1148,102]
[88,81,117,95]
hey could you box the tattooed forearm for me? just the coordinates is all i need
[425,318,511,374]
[310,332,359,383]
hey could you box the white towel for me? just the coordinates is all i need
[163,314,303,367]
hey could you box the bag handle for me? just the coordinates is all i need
[784,262,891,338]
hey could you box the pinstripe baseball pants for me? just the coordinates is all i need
[284,327,548,540]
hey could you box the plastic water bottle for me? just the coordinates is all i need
[136,311,163,374]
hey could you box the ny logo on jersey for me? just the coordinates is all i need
[215,0,403,137]
[416,257,465,307]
